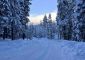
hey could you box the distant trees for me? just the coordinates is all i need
[56,0,85,41]
[42,14,56,39]
[42,15,48,28]
[27,23,34,39]
[24,14,56,39]
[47,14,55,39]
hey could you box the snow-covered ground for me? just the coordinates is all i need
[0,38,85,60]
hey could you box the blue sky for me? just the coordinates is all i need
[29,0,57,24]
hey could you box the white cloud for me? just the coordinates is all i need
[28,11,57,25]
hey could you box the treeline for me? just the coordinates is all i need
[0,0,85,41]
[28,14,57,39]
[0,0,57,40]
[56,0,85,41]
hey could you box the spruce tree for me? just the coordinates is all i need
[47,14,54,39]
[0,0,31,39]
[42,15,48,28]
[76,0,85,41]
[57,0,75,40]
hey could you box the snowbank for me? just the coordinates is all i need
[0,38,85,60]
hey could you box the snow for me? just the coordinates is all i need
[0,38,85,60]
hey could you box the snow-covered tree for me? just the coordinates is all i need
[57,0,75,40]
[75,0,85,41]
[27,23,34,40]
[42,15,48,28]
[47,14,55,39]
[0,0,10,39]
[0,0,31,39]
[57,0,85,41]
[41,14,55,39]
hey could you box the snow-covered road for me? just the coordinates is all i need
[0,38,85,60]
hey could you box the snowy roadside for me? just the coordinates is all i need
[0,38,85,60]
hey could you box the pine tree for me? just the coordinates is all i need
[47,14,54,39]
[76,0,85,41]
[0,0,10,39]
[57,0,75,40]
[0,0,31,39]
[42,15,48,28]
[57,0,85,41]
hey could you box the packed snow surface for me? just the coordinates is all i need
[0,38,85,60]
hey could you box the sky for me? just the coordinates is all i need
[29,0,57,24]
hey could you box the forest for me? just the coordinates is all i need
[0,0,85,41]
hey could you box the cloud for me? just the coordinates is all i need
[29,14,44,25]
[28,11,57,25]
